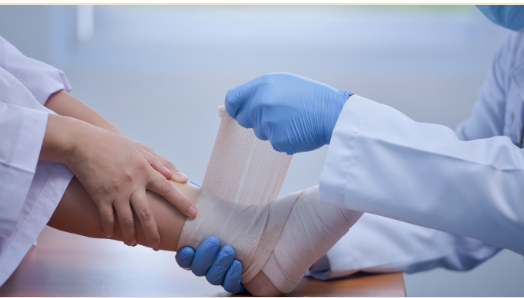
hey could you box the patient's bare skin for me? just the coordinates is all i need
[48,178,281,296]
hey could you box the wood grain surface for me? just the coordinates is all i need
[0,226,405,297]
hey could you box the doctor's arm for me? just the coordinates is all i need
[224,37,523,256]
[319,91,524,255]
[312,213,502,280]
[318,33,524,256]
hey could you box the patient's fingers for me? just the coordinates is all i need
[140,148,173,179]
[135,142,187,183]
[98,202,115,238]
[114,198,137,246]
[148,171,197,218]
[131,190,161,250]
[157,155,188,183]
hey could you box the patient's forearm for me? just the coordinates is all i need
[45,90,123,135]
[47,177,201,251]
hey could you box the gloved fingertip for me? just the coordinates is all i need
[221,245,235,258]
[271,142,294,155]
[225,88,243,119]
[236,284,249,295]
[223,259,244,294]
[192,236,221,276]
[254,128,269,142]
[175,247,195,270]
[203,236,221,247]
[206,245,236,286]
[235,112,253,129]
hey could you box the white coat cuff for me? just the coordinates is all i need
[0,107,48,239]
[319,95,375,207]
[0,162,73,286]
[13,108,49,175]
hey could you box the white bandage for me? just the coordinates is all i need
[202,106,292,205]
[177,186,362,293]
[177,106,362,293]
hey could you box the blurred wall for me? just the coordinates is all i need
[0,5,523,296]
[0,5,75,67]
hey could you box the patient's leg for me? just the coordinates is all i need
[48,178,362,296]
[48,177,284,295]
[48,177,201,251]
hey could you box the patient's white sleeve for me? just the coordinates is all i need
[0,102,48,240]
[319,94,524,256]
[0,35,72,105]
[0,44,73,286]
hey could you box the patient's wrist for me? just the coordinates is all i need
[40,114,79,164]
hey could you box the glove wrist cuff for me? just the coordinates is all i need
[339,90,354,105]
[325,90,354,146]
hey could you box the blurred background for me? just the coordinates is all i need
[1,5,523,296]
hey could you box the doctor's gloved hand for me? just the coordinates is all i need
[40,114,197,249]
[225,73,353,155]
[176,236,247,294]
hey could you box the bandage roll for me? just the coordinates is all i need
[202,106,293,205]
[177,106,363,294]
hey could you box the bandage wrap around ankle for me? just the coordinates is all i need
[177,186,362,293]
[177,106,362,293]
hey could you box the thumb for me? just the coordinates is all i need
[225,85,245,120]
[225,78,258,126]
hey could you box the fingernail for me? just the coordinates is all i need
[131,241,136,247]
[176,171,187,179]
[105,234,112,238]
[188,206,197,217]
[153,242,160,251]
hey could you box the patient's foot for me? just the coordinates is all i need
[177,186,362,296]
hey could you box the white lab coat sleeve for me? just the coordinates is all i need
[312,32,514,280]
[319,93,524,256]
[0,102,48,240]
[0,36,72,105]
[308,213,502,280]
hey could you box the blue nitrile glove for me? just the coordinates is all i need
[225,73,353,155]
[176,237,247,294]
[176,228,247,294]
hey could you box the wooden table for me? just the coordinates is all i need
[0,226,405,297]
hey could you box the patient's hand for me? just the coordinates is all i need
[133,141,189,183]
[41,114,198,249]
